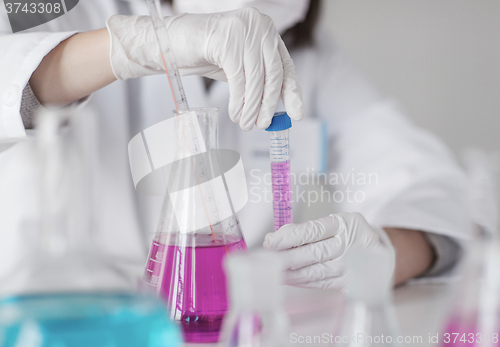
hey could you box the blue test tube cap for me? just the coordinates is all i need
[265,112,292,131]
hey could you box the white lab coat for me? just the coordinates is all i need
[0,0,473,280]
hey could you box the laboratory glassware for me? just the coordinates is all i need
[143,0,248,341]
[145,0,189,113]
[0,108,181,347]
[335,248,402,347]
[143,108,248,343]
[440,239,500,347]
[219,250,289,347]
[266,112,293,231]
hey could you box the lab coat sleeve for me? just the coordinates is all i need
[423,233,462,277]
[333,101,473,281]
[0,29,78,138]
[0,24,80,279]
[306,34,473,280]
[338,101,473,238]
[19,82,92,129]
[20,83,42,129]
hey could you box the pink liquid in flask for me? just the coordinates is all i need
[145,234,247,343]
[271,160,292,231]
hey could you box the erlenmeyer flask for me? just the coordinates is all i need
[1,108,132,295]
[335,248,402,347]
[219,250,289,347]
[440,238,500,347]
[0,108,181,347]
[143,108,248,343]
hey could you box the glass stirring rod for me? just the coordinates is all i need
[145,0,189,112]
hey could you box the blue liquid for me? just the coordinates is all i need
[0,293,181,347]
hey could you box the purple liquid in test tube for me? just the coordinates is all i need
[266,112,293,231]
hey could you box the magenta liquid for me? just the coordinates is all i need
[271,160,292,231]
[144,234,247,343]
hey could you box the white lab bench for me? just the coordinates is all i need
[184,283,455,347]
[286,284,453,347]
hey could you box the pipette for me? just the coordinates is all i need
[145,0,189,112]
[266,112,293,231]
[145,0,221,238]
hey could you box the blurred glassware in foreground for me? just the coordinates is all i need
[0,108,181,347]
[142,108,248,343]
[440,147,500,346]
[440,236,500,347]
[219,250,289,347]
[335,247,403,347]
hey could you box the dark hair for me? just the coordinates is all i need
[162,0,321,51]
[281,0,321,50]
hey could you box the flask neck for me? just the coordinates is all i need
[157,108,245,241]
[37,109,95,259]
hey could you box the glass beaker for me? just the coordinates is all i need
[219,250,289,347]
[0,108,182,347]
[143,108,248,343]
[335,247,402,347]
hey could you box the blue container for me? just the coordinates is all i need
[0,293,181,347]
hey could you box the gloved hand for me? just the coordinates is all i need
[263,212,395,290]
[106,8,304,130]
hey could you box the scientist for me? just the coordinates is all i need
[0,0,472,288]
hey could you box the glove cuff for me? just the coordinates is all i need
[105,15,124,80]
[106,15,165,81]
[373,225,397,283]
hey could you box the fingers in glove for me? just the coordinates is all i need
[238,41,265,130]
[280,234,345,270]
[285,258,346,285]
[289,275,347,290]
[224,49,246,124]
[278,38,304,121]
[255,35,283,130]
[263,214,345,250]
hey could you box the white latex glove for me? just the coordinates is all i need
[106,8,304,130]
[263,212,395,290]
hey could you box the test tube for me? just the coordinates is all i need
[266,112,293,231]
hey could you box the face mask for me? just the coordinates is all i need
[173,0,310,33]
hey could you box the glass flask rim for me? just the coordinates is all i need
[171,107,219,114]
